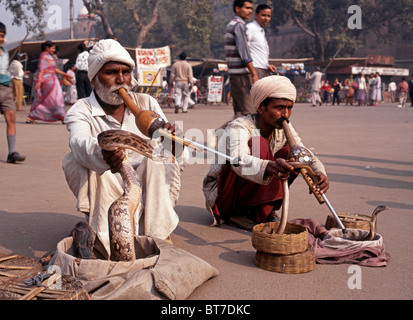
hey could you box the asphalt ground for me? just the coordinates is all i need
[0,100,412,301]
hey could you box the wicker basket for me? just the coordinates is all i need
[325,213,371,231]
[255,245,315,274]
[252,222,309,255]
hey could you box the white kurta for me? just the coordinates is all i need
[63,91,181,255]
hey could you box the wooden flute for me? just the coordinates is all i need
[117,88,242,165]
[282,120,347,233]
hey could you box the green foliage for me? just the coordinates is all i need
[2,0,412,60]
[269,0,413,60]
[100,0,232,59]
[0,0,47,37]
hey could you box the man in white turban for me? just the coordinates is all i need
[203,75,329,229]
[62,39,183,255]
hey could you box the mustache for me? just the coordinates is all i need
[94,78,131,105]
[275,117,288,125]
[111,84,131,93]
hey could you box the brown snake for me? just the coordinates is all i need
[97,130,167,261]
[97,129,169,161]
[364,205,388,241]
[106,155,141,261]
[71,130,169,261]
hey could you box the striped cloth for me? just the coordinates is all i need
[224,16,252,75]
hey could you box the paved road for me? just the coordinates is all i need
[1,101,412,300]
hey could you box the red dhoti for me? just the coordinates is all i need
[212,136,297,224]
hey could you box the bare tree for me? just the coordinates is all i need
[125,0,161,48]
[82,0,162,48]
[82,0,114,37]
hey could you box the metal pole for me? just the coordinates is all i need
[70,0,74,40]
[322,194,348,234]
[181,137,242,166]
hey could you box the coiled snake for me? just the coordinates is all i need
[71,130,170,262]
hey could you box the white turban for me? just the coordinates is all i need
[250,75,297,110]
[88,39,137,86]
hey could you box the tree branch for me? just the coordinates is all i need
[290,12,315,38]
[312,20,325,61]
[83,0,114,36]
[128,0,161,47]
[129,4,143,29]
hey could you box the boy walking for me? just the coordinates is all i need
[0,22,25,163]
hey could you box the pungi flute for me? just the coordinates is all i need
[117,88,242,166]
[282,120,347,234]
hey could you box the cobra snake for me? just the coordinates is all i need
[71,130,169,262]
[364,205,388,241]
[270,163,388,242]
[277,162,388,240]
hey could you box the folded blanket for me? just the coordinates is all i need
[291,219,390,267]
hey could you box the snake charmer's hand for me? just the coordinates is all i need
[163,122,176,135]
[265,158,295,181]
[314,172,329,194]
[162,122,184,158]
[102,148,125,173]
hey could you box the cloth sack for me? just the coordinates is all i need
[49,236,219,300]
[291,219,390,267]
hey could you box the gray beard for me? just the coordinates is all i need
[94,77,132,106]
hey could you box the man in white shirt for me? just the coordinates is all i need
[246,4,276,79]
[75,42,92,99]
[63,39,184,254]
[388,78,397,103]
[9,54,26,111]
[306,67,323,106]
[355,73,367,106]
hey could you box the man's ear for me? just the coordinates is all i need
[90,77,95,89]
[257,103,264,115]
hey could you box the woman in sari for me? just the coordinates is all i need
[26,41,73,123]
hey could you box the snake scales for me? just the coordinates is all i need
[71,130,166,262]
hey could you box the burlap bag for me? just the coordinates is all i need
[49,236,218,300]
